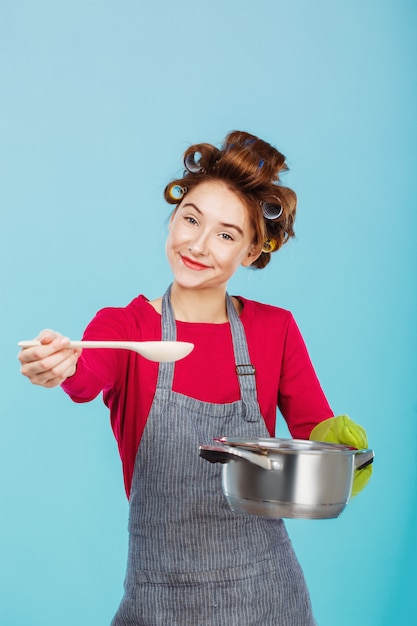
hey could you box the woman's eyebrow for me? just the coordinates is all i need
[182,202,202,214]
[182,203,244,236]
[220,222,244,236]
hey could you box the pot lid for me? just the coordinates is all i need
[215,437,356,455]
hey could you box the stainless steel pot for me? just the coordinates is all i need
[199,437,374,520]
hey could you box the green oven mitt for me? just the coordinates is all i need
[309,414,373,497]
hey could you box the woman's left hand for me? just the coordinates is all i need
[309,414,373,497]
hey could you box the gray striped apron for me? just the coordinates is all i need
[111,286,316,625]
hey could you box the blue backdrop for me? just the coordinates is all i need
[1,1,416,624]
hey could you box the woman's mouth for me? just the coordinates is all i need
[180,255,211,271]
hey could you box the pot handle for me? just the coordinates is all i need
[354,449,374,470]
[199,445,233,464]
[199,444,272,470]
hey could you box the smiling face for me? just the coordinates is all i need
[166,180,261,293]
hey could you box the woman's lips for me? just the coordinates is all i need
[180,255,211,271]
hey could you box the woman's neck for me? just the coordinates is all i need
[170,283,230,323]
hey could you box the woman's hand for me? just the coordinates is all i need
[309,414,373,497]
[18,329,82,388]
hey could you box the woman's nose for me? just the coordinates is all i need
[188,230,209,255]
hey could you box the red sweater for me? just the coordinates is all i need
[62,295,333,498]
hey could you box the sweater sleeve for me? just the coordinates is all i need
[278,314,333,439]
[61,307,129,403]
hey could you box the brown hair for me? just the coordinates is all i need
[164,130,297,269]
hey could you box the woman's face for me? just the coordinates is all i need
[166,180,261,292]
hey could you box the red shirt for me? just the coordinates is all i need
[62,295,333,498]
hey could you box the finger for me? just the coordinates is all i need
[37,329,56,343]
[20,339,76,370]
[20,344,81,378]
[37,329,65,345]
[18,336,70,365]
[23,351,79,386]
[32,372,72,388]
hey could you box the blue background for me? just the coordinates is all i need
[1,1,416,624]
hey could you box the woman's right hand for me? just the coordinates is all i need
[18,330,82,388]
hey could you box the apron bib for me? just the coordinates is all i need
[111,286,316,625]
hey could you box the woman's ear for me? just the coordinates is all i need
[241,244,262,267]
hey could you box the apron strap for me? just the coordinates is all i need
[225,292,260,421]
[157,284,260,422]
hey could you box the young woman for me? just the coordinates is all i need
[19,131,371,625]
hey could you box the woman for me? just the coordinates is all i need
[19,131,371,625]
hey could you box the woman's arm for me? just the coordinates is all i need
[278,314,334,439]
[19,306,128,401]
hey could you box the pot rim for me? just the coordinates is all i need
[215,436,367,456]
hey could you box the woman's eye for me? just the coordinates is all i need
[220,232,233,241]
[185,216,198,225]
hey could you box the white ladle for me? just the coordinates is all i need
[18,339,194,363]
